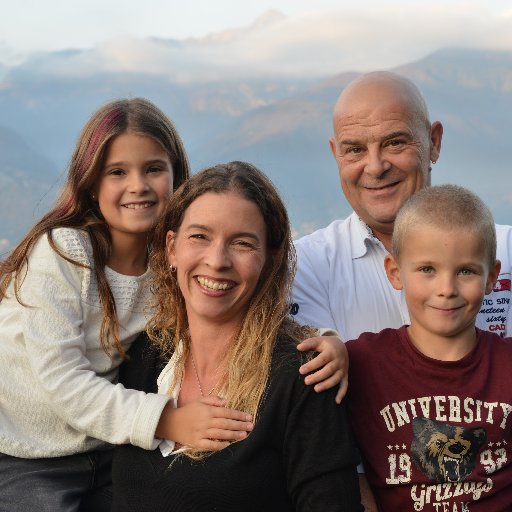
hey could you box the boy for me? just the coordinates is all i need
[346,184,512,511]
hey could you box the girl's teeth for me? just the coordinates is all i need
[197,277,231,290]
[125,203,152,209]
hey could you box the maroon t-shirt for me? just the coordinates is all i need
[347,326,512,511]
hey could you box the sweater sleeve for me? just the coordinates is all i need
[19,231,170,449]
[281,361,363,511]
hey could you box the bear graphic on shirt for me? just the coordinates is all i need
[411,417,487,482]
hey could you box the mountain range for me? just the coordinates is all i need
[0,41,511,250]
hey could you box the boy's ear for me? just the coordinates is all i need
[384,254,403,291]
[485,259,501,295]
[166,230,177,267]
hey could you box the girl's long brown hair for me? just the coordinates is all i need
[0,98,191,357]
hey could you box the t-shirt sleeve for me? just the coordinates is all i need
[345,337,371,409]
[19,231,169,449]
[281,363,363,511]
[292,238,338,332]
[346,335,385,479]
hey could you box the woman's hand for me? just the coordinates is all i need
[156,396,253,451]
[297,335,348,404]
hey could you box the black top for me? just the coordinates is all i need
[112,333,362,512]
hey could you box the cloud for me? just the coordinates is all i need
[5,4,512,83]
[0,41,24,67]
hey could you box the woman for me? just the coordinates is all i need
[112,161,362,511]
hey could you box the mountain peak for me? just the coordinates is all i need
[250,9,287,29]
[187,9,286,46]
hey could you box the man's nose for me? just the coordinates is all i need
[364,148,391,178]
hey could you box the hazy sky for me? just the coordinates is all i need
[1,0,510,65]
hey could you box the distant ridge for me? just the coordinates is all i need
[0,47,511,250]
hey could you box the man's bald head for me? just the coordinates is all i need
[329,71,443,251]
[333,71,431,134]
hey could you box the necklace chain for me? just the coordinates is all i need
[190,350,219,397]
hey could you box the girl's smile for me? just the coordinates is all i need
[97,132,173,244]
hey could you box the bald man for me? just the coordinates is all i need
[292,71,512,341]
[291,70,512,511]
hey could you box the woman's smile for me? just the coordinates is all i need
[196,276,236,292]
[167,190,267,327]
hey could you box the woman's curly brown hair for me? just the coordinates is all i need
[146,161,313,456]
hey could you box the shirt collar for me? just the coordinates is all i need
[349,211,388,259]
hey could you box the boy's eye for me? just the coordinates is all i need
[459,268,475,276]
[419,266,434,274]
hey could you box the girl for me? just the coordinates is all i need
[0,99,345,511]
[0,98,253,511]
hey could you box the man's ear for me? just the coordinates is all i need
[429,121,443,163]
[384,254,403,291]
[485,259,501,295]
[329,137,337,160]
[166,230,177,267]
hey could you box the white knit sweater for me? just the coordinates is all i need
[0,228,169,458]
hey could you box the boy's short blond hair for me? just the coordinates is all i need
[392,184,496,267]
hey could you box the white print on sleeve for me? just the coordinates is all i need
[476,273,511,337]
